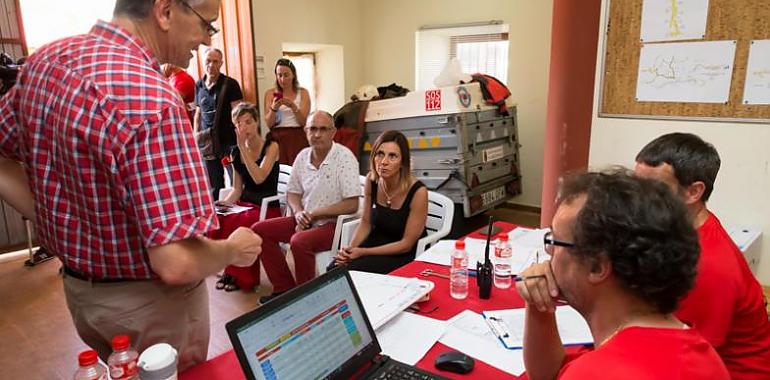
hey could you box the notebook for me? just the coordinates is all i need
[226,267,448,380]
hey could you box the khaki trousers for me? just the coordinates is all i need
[62,274,210,371]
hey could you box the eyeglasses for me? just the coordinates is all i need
[177,0,219,37]
[543,230,576,256]
[304,126,333,134]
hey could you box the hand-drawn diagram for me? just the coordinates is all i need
[636,40,736,103]
[742,40,770,105]
[641,0,710,42]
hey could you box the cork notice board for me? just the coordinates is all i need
[599,0,770,122]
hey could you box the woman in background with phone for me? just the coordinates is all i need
[263,58,311,165]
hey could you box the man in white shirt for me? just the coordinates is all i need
[253,111,360,303]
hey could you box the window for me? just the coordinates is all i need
[415,22,509,90]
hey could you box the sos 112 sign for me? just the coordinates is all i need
[425,89,441,111]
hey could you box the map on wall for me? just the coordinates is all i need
[636,40,736,103]
[742,40,770,105]
[640,0,710,42]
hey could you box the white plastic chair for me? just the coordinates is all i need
[257,164,293,221]
[217,164,292,223]
[314,175,368,275]
[316,189,455,274]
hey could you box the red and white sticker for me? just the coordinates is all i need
[425,89,441,111]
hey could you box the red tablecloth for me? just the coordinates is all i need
[181,222,532,379]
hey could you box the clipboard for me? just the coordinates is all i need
[482,306,594,350]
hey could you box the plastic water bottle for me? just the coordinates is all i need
[450,240,469,299]
[494,233,512,289]
[74,350,108,380]
[108,335,139,380]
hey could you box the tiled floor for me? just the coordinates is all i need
[0,207,539,378]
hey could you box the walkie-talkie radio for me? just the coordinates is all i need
[476,217,494,299]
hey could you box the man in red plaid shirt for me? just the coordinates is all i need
[0,0,261,370]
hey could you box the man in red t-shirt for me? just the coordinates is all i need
[516,169,728,380]
[635,133,770,379]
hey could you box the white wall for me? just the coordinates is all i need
[360,0,554,207]
[251,0,363,115]
[588,1,770,283]
[250,1,554,208]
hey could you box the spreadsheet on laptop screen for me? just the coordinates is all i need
[234,275,374,380]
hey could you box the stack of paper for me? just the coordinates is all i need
[438,310,526,376]
[482,306,593,349]
[350,271,434,330]
[376,312,446,365]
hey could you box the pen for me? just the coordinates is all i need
[488,316,510,338]
[484,316,506,339]
[467,270,545,282]
[512,274,546,282]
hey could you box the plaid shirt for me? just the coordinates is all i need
[0,21,217,280]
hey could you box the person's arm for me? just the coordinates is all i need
[241,142,279,184]
[343,186,428,260]
[309,197,359,220]
[220,167,243,204]
[287,191,304,216]
[292,88,311,126]
[0,158,35,220]
[147,227,261,285]
[193,106,201,134]
[522,307,564,380]
[515,261,566,380]
[263,89,279,129]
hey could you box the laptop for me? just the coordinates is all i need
[226,267,448,380]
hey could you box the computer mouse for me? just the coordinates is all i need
[434,350,475,374]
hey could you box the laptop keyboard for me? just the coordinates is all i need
[372,361,448,380]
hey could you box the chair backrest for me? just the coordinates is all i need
[276,164,292,213]
[426,190,454,237]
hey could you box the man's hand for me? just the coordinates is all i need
[515,260,561,313]
[227,227,262,267]
[294,210,313,230]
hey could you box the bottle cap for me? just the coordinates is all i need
[138,343,178,380]
[112,335,131,351]
[498,233,508,241]
[455,240,465,249]
[78,350,98,366]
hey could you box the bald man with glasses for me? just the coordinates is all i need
[252,111,361,304]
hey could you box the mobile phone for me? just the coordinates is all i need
[273,92,283,100]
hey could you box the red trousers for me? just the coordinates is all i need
[251,216,336,293]
[208,201,281,290]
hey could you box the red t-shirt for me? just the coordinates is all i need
[676,212,770,379]
[559,327,729,379]
[169,69,195,103]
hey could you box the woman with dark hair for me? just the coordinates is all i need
[263,58,311,165]
[210,102,281,291]
[331,130,428,274]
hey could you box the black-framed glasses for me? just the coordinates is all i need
[304,126,333,134]
[177,0,219,37]
[543,230,576,255]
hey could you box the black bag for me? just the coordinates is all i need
[196,128,217,159]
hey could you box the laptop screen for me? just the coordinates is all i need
[227,269,379,380]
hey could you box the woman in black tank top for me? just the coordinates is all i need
[330,130,428,274]
[212,102,280,291]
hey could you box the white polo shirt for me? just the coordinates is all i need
[287,142,361,225]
